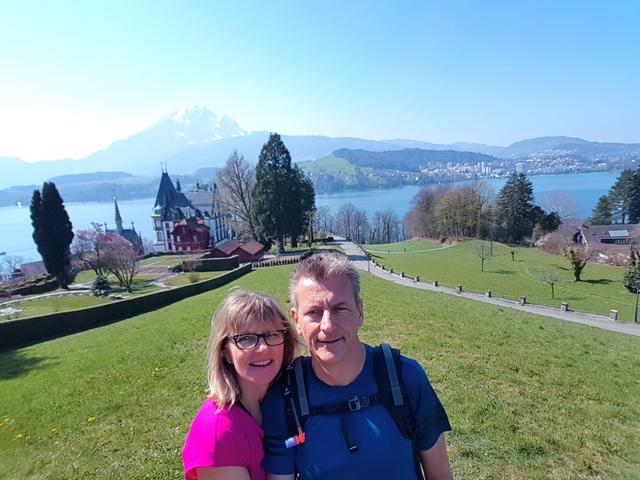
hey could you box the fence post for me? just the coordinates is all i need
[519,296,526,306]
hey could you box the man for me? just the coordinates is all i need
[262,252,453,480]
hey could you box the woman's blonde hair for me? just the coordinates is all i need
[206,289,300,408]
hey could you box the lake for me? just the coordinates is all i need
[0,170,621,263]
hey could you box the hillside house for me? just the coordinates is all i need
[574,224,640,247]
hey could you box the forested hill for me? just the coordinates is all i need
[333,148,498,171]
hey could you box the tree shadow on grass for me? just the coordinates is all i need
[0,350,53,380]
[491,269,516,275]
[582,279,613,285]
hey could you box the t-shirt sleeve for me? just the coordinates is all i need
[182,401,248,480]
[261,377,297,475]
[402,358,452,452]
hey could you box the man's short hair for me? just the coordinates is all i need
[289,252,361,308]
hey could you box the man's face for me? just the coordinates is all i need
[291,274,363,368]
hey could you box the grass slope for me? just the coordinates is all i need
[367,240,634,320]
[364,239,444,252]
[1,267,639,479]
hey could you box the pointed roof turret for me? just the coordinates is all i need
[114,197,123,233]
[154,171,192,212]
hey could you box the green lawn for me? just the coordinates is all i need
[2,294,111,321]
[140,256,189,267]
[1,266,639,479]
[164,271,224,287]
[366,240,634,321]
[364,239,445,252]
[3,279,162,320]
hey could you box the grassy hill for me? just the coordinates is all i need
[1,266,639,479]
[366,239,634,320]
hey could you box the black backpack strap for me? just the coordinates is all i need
[293,356,309,416]
[373,343,424,480]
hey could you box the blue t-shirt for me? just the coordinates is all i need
[262,344,451,480]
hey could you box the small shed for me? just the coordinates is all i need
[210,239,266,263]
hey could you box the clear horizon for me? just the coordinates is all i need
[1,1,639,161]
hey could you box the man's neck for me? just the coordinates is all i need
[311,342,367,386]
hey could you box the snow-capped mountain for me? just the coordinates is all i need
[164,107,246,143]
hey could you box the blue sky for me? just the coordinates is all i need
[1,0,639,161]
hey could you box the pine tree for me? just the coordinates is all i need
[590,195,614,225]
[30,182,74,288]
[287,165,316,247]
[624,248,640,292]
[252,133,315,252]
[608,169,635,223]
[494,173,535,243]
[627,171,640,224]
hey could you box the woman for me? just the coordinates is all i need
[182,289,299,480]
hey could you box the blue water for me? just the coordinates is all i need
[0,170,621,263]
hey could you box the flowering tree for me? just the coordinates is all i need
[72,223,111,277]
[100,235,140,293]
[73,223,140,292]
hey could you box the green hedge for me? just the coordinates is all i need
[0,264,252,350]
[182,255,239,272]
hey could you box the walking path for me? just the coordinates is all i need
[335,240,640,338]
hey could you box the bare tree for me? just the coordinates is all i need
[2,255,24,278]
[370,208,401,244]
[538,191,580,223]
[404,186,450,239]
[563,240,592,282]
[335,202,357,240]
[313,206,334,238]
[474,241,492,272]
[352,208,369,244]
[541,268,560,298]
[216,150,256,238]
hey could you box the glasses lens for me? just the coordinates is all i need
[235,334,258,349]
[264,330,286,346]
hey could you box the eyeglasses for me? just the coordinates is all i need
[227,330,288,350]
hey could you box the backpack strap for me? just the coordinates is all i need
[293,356,309,416]
[373,343,424,480]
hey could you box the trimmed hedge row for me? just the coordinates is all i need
[192,256,239,272]
[0,264,252,350]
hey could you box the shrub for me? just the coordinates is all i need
[188,272,200,283]
[91,275,112,296]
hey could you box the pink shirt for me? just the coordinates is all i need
[182,399,266,480]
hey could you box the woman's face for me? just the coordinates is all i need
[224,320,286,392]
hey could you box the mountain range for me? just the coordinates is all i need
[2,106,639,189]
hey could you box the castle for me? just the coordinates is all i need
[151,170,230,252]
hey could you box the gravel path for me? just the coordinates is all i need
[335,239,640,338]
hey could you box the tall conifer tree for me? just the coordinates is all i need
[494,173,534,243]
[30,182,74,288]
[590,195,614,225]
[252,133,315,251]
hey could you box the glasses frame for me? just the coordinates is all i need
[227,329,288,350]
